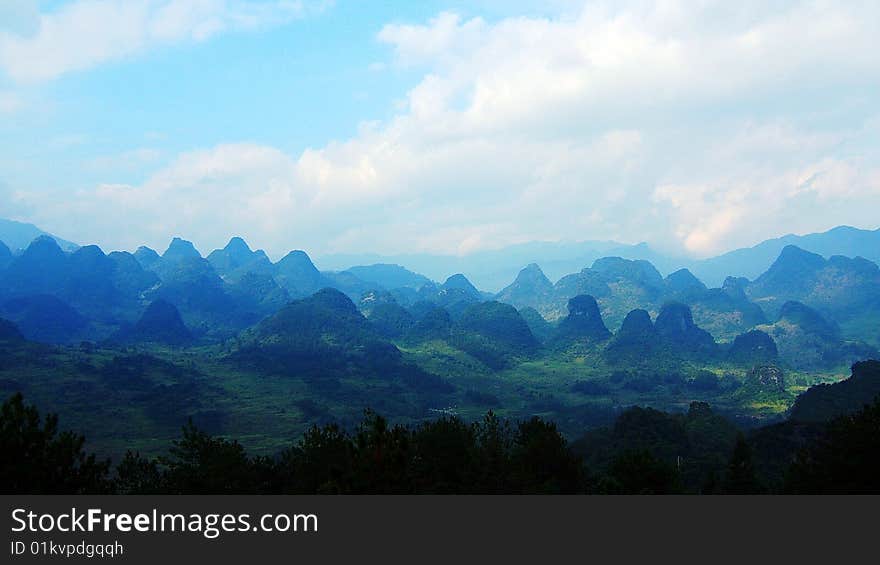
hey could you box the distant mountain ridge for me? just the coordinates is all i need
[0,218,878,358]
[207,237,274,281]
[689,225,880,286]
[317,224,880,291]
[344,264,431,290]
[3,216,878,292]
[317,240,683,292]
[745,244,880,344]
[0,218,78,253]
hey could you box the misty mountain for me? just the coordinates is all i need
[493,260,731,341]
[344,264,432,290]
[234,287,395,372]
[518,306,554,343]
[775,301,840,340]
[604,309,660,361]
[316,239,684,293]
[0,224,876,370]
[406,306,453,342]
[110,299,192,347]
[0,241,11,271]
[316,224,880,293]
[0,294,88,343]
[365,301,415,340]
[133,246,162,270]
[441,274,483,300]
[160,237,203,264]
[550,256,714,331]
[273,250,331,298]
[226,271,290,321]
[0,237,157,326]
[603,303,728,364]
[0,218,78,253]
[207,237,274,281]
[552,295,612,347]
[63,245,158,322]
[443,301,539,370]
[756,301,877,369]
[0,236,69,296]
[358,290,418,340]
[4,216,879,296]
[689,225,880,286]
[726,329,778,365]
[143,238,241,335]
[320,271,374,300]
[456,301,538,351]
[593,257,665,292]
[231,288,449,393]
[663,269,708,301]
[496,263,555,310]
[686,278,768,342]
[653,302,717,358]
[392,275,484,319]
[746,245,880,342]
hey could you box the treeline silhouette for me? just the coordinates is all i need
[3,392,879,494]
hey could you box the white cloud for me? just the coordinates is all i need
[653,155,880,256]
[12,1,880,259]
[652,117,880,254]
[378,12,488,68]
[0,0,315,83]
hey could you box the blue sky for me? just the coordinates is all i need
[1,1,879,260]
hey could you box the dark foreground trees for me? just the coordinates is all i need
[3,392,880,494]
[0,393,111,493]
[2,394,587,494]
[785,399,880,493]
[120,411,589,494]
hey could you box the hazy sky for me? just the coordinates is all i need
[1,0,878,260]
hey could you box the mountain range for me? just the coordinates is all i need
[1,219,878,352]
[2,218,879,482]
[0,218,78,253]
[3,218,878,289]
[317,225,880,290]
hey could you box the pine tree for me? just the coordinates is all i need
[721,433,765,494]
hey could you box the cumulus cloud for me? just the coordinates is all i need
[653,119,880,254]
[12,1,880,258]
[0,0,317,83]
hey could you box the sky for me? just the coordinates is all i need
[0,0,879,261]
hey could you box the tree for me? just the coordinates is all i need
[474,411,514,493]
[159,420,259,493]
[510,417,585,493]
[278,423,355,494]
[786,398,880,493]
[721,434,765,494]
[604,450,681,494]
[0,393,111,493]
[114,450,164,494]
[352,410,411,493]
[410,417,478,493]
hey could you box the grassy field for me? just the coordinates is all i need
[0,339,853,461]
